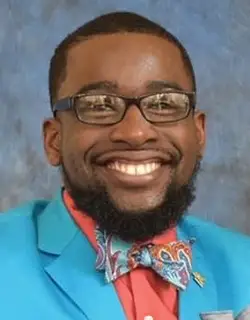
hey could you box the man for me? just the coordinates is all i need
[0,11,250,320]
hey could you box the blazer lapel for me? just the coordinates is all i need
[177,217,218,320]
[37,191,126,320]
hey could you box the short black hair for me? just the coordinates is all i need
[49,11,196,108]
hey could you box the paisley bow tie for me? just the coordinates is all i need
[95,227,193,291]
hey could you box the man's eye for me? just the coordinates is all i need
[88,104,113,111]
[147,101,179,113]
[150,102,172,109]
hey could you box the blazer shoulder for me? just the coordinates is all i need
[0,199,49,220]
[0,199,51,264]
[184,215,250,253]
[0,199,50,240]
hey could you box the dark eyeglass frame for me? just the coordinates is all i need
[52,90,196,125]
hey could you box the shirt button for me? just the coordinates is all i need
[144,316,154,320]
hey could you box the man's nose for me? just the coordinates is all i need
[109,105,158,147]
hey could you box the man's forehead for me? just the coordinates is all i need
[58,33,192,98]
[67,32,182,59]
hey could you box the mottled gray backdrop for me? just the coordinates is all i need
[0,0,250,233]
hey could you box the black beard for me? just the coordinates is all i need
[62,161,200,242]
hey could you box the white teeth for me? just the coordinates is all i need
[127,165,136,175]
[107,162,161,175]
[136,164,145,175]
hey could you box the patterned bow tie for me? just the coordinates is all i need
[95,227,193,291]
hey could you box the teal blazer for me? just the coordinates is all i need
[0,191,250,320]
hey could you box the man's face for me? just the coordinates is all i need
[44,33,205,240]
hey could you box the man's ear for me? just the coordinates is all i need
[194,110,206,158]
[42,118,61,167]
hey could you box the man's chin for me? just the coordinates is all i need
[67,183,195,242]
[106,190,167,214]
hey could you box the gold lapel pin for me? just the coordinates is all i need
[192,272,206,288]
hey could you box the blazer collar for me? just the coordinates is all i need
[177,217,218,320]
[37,191,126,320]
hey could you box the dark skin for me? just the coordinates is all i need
[43,33,206,213]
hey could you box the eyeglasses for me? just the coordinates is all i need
[53,90,196,125]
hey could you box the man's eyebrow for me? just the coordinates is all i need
[74,79,187,96]
[76,81,118,94]
[146,80,185,91]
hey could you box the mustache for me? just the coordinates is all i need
[90,146,182,167]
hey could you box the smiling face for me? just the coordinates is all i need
[44,32,205,240]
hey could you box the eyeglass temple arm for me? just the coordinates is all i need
[52,97,72,113]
